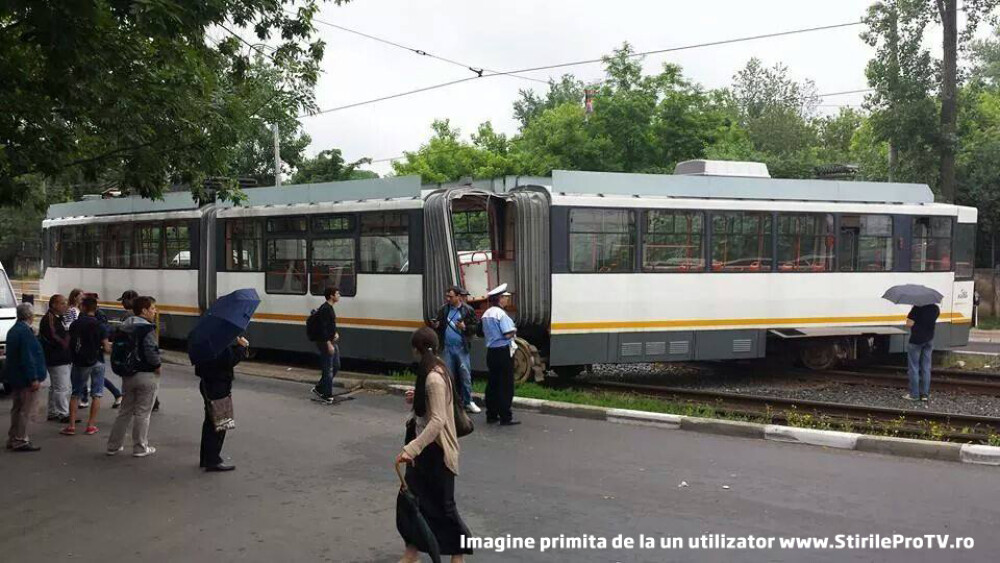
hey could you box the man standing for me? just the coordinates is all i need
[310,286,340,404]
[106,296,162,457]
[40,294,72,423]
[62,296,109,436]
[431,285,480,413]
[481,284,520,426]
[3,303,47,452]
[905,303,940,402]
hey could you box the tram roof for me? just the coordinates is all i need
[537,170,936,205]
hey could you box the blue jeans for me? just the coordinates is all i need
[443,344,473,406]
[315,344,340,397]
[71,364,105,399]
[906,341,933,398]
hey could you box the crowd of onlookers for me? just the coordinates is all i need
[3,289,162,456]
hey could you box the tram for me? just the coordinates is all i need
[40,160,976,380]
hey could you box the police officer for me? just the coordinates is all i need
[481,284,520,426]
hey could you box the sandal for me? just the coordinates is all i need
[60,426,76,436]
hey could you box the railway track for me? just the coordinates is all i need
[798,367,1000,396]
[572,379,1000,443]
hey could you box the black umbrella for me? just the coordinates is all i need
[882,284,944,307]
[395,462,441,563]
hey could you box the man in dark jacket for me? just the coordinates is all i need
[40,294,73,422]
[430,285,480,413]
[4,304,47,451]
[196,336,249,472]
[311,286,340,403]
[62,296,109,436]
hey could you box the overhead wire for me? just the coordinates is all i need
[303,20,868,118]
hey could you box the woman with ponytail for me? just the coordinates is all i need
[396,327,471,562]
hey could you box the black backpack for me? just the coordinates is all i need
[110,326,152,377]
[305,308,323,342]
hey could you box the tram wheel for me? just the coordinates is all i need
[512,338,545,384]
[798,341,840,371]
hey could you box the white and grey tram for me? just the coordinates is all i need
[40,160,977,381]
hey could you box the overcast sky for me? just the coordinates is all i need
[300,0,881,177]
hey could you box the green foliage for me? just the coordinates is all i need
[512,74,585,128]
[0,0,348,206]
[291,149,376,184]
[391,120,519,183]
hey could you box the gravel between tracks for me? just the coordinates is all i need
[584,363,1000,418]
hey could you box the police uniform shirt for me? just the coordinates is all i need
[482,306,516,349]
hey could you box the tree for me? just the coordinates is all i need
[391,120,519,183]
[0,0,347,207]
[291,149,376,184]
[513,75,585,128]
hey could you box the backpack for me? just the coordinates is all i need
[110,325,152,377]
[69,317,101,367]
[305,308,323,342]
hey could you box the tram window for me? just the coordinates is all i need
[47,228,61,268]
[360,212,409,273]
[839,215,893,272]
[225,219,262,271]
[776,214,834,272]
[954,223,975,280]
[911,217,952,272]
[569,208,636,273]
[311,215,354,234]
[453,211,491,252]
[643,210,704,272]
[711,212,772,272]
[266,216,307,234]
[106,224,132,269]
[134,223,162,268]
[265,238,307,294]
[163,222,191,268]
[82,225,104,268]
[310,238,356,297]
[61,226,81,268]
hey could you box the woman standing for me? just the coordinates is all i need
[195,336,249,472]
[63,288,82,330]
[481,284,519,426]
[396,327,471,563]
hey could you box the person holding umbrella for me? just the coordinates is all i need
[396,327,471,563]
[883,284,942,402]
[196,336,249,472]
[186,289,260,471]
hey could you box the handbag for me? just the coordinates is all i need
[210,395,236,432]
[448,376,474,438]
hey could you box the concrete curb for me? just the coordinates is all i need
[161,352,998,468]
[764,425,860,450]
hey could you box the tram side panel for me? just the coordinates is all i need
[215,271,423,364]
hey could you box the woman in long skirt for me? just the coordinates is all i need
[397,327,471,562]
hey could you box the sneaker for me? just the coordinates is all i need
[466,402,482,414]
[12,442,41,452]
[106,446,124,456]
[920,395,929,402]
[311,387,333,403]
[79,399,90,409]
[902,393,918,401]
[85,425,99,435]
[133,445,157,458]
[47,414,61,421]
[60,426,76,436]
[112,397,123,409]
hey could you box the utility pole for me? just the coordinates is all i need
[272,123,282,188]
[887,6,899,182]
[938,0,958,203]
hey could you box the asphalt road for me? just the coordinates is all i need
[1,364,998,563]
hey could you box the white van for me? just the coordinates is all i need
[0,261,19,372]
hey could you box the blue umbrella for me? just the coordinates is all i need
[188,289,261,365]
